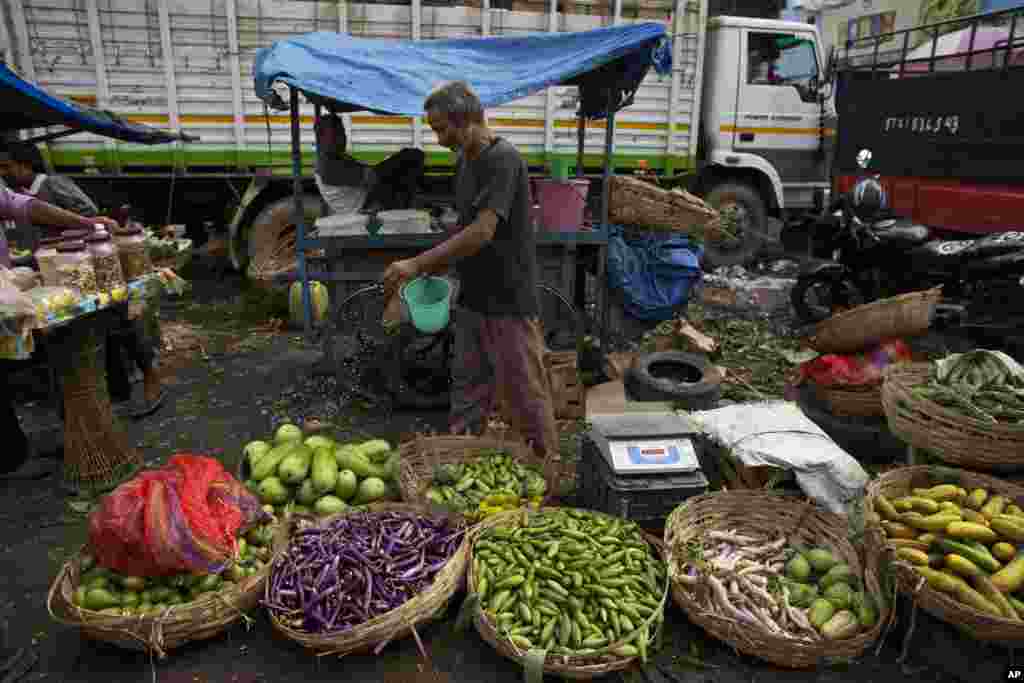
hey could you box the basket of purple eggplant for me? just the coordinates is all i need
[263,503,470,656]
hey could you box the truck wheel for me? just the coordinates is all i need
[703,183,767,268]
[246,194,323,282]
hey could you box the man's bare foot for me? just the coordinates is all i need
[143,370,162,405]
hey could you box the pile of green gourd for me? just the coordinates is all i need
[70,517,276,615]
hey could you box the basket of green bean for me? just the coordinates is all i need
[463,507,668,680]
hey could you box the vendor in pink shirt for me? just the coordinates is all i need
[0,185,119,479]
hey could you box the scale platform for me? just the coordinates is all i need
[578,411,709,523]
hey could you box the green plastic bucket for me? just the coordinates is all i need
[549,158,571,181]
[400,276,453,334]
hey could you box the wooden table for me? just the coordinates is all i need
[1,274,164,494]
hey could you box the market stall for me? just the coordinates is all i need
[251,22,673,336]
[0,63,195,494]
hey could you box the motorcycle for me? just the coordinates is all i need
[790,149,1024,345]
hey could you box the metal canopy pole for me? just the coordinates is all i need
[598,88,616,342]
[290,87,312,335]
[576,115,586,178]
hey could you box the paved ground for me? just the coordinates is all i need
[0,255,1011,682]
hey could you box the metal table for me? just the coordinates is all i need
[299,228,609,320]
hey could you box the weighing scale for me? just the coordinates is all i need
[578,411,709,524]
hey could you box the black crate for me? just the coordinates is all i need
[575,437,708,524]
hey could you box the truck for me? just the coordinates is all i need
[1,0,833,272]
[831,5,1024,237]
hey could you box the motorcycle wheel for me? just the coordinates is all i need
[790,274,866,324]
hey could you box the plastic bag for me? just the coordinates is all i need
[88,454,270,577]
[0,275,37,336]
[798,339,913,388]
[315,174,370,216]
[0,276,37,358]
[8,266,40,291]
[23,286,80,324]
[606,226,703,321]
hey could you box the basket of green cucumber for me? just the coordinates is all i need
[397,433,554,520]
[867,465,1024,642]
[665,491,889,668]
[238,424,403,518]
[463,506,669,680]
[881,353,1024,471]
[47,516,285,657]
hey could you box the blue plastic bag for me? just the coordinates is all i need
[606,225,703,322]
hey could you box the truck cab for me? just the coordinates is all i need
[696,16,832,264]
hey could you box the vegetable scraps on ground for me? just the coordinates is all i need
[919,349,1024,424]
[876,482,1024,619]
[425,449,546,519]
[72,517,276,615]
[669,530,878,642]
[265,510,467,634]
[244,424,401,516]
[472,508,666,664]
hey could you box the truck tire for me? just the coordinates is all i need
[702,182,767,268]
[623,351,721,409]
[246,194,324,281]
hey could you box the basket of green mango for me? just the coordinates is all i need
[47,515,285,658]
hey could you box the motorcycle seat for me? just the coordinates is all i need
[870,218,931,245]
[963,250,1024,277]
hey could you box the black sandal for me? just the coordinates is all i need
[0,453,56,481]
[129,389,166,419]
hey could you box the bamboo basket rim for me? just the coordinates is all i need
[884,363,1024,436]
[881,363,1024,470]
[264,502,471,656]
[663,490,890,669]
[863,465,1024,642]
[608,175,725,240]
[808,288,942,354]
[811,381,885,418]
[47,520,283,658]
[396,433,559,518]
[465,506,669,679]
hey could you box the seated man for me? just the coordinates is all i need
[0,142,165,419]
[315,111,425,214]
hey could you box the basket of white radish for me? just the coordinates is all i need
[664,491,889,668]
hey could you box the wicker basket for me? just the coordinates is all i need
[863,466,1024,643]
[265,503,470,656]
[47,526,285,658]
[881,363,1024,471]
[545,350,585,420]
[664,491,889,668]
[467,507,669,680]
[397,434,558,514]
[808,288,942,354]
[811,381,884,418]
[608,175,723,240]
[482,419,582,489]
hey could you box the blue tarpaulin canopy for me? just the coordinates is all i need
[0,62,196,144]
[254,23,671,119]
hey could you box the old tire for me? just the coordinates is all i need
[245,194,324,281]
[624,351,721,409]
[703,182,767,268]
